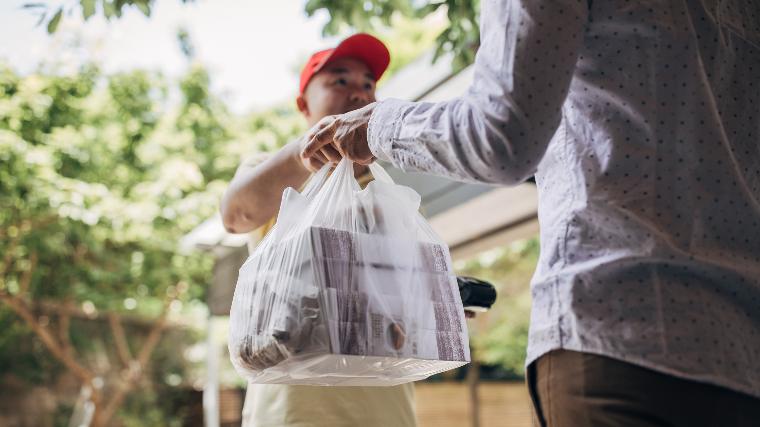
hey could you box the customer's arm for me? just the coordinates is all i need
[367,0,589,185]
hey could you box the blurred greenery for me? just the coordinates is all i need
[455,238,539,378]
[375,14,447,79]
[0,61,233,425]
[0,64,220,309]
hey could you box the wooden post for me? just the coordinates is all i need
[466,355,481,427]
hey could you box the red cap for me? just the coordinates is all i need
[299,33,390,95]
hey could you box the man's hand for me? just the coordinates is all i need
[294,135,330,173]
[300,102,377,171]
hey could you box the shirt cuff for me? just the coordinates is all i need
[367,98,412,163]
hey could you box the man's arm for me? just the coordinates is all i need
[220,140,311,234]
[367,0,589,185]
[303,0,589,185]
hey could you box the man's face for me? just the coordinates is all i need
[297,57,377,126]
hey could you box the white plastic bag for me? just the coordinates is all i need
[228,159,470,386]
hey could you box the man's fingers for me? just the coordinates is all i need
[340,139,375,166]
[302,119,337,159]
[313,150,329,165]
[306,116,333,138]
[301,148,329,172]
[302,136,329,160]
[320,144,342,164]
[353,153,375,166]
[305,155,326,173]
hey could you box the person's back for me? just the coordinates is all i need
[527,0,760,397]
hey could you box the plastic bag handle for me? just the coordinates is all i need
[303,159,387,199]
[301,163,332,198]
[368,162,395,185]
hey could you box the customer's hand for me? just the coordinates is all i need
[300,103,376,171]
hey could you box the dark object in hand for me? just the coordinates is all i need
[457,276,497,312]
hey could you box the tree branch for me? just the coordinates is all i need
[18,251,37,296]
[0,215,58,242]
[0,251,90,379]
[59,306,73,359]
[0,292,94,384]
[0,233,19,278]
[94,295,174,427]
[31,299,187,328]
[136,309,168,369]
[108,312,133,369]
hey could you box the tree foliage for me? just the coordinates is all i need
[26,0,480,71]
[305,0,481,71]
[24,0,194,33]
[0,61,252,425]
[455,238,538,377]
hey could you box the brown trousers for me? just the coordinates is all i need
[527,350,760,427]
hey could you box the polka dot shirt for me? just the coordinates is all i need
[368,0,760,398]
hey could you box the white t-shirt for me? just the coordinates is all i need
[242,383,416,427]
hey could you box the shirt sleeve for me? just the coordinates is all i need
[368,0,588,185]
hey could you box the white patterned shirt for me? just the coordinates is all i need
[368,0,760,398]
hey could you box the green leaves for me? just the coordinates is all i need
[304,0,481,71]
[31,0,478,70]
[0,60,308,318]
[1,65,208,309]
[81,0,96,19]
[46,7,62,33]
[103,0,117,19]
[455,238,539,375]
[2,13,303,422]
[135,0,151,16]
[31,0,170,33]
